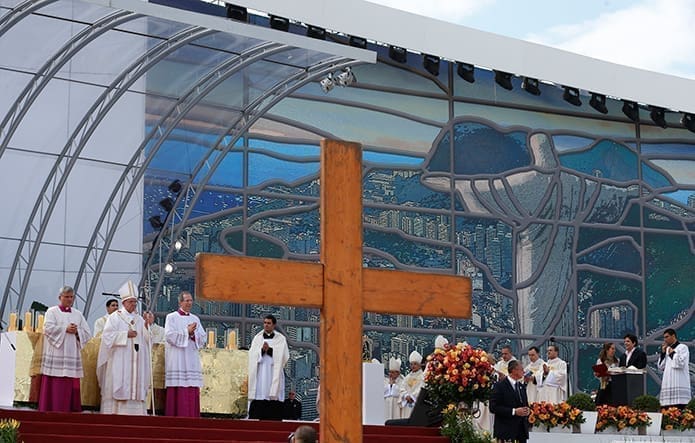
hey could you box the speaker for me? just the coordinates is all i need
[385,388,442,427]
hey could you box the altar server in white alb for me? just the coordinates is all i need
[399,350,424,418]
[164,291,206,417]
[248,315,290,407]
[523,346,545,404]
[39,285,92,412]
[536,344,567,404]
[97,281,152,415]
[384,357,404,420]
[658,328,692,408]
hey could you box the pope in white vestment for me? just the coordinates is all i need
[536,345,567,404]
[248,315,289,408]
[658,330,692,407]
[399,351,424,418]
[384,357,404,421]
[97,281,151,415]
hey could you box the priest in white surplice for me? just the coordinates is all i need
[658,328,692,408]
[536,344,567,404]
[523,346,545,403]
[97,281,151,415]
[493,345,516,381]
[164,291,206,417]
[248,314,289,418]
[399,351,424,418]
[384,357,403,421]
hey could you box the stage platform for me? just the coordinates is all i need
[529,431,694,442]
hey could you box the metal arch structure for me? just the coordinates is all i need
[75,40,295,314]
[0,0,57,38]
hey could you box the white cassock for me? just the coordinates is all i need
[384,375,404,420]
[537,357,567,404]
[658,342,691,406]
[399,369,424,418]
[493,357,516,379]
[93,315,109,337]
[524,358,545,403]
[41,306,92,378]
[97,310,152,415]
[248,331,289,401]
[164,311,206,388]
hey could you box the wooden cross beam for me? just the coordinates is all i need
[196,140,471,443]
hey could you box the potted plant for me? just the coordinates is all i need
[566,392,597,434]
[528,401,584,433]
[0,418,21,443]
[440,404,494,443]
[596,404,651,435]
[631,394,662,436]
[661,406,695,436]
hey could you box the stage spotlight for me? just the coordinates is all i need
[589,93,608,114]
[456,62,475,83]
[269,15,289,32]
[522,77,540,96]
[149,215,164,230]
[174,239,185,252]
[307,25,325,40]
[388,45,407,63]
[494,71,513,91]
[563,86,581,106]
[164,263,175,274]
[649,106,668,128]
[423,54,440,76]
[622,100,639,122]
[168,179,182,194]
[320,74,334,93]
[349,35,367,49]
[159,197,174,212]
[225,4,247,22]
[335,67,356,87]
[682,113,695,133]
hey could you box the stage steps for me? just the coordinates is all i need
[1,409,449,443]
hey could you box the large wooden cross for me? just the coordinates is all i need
[196,140,471,443]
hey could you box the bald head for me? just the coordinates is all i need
[292,425,316,443]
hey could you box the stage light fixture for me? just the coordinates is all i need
[682,113,695,133]
[174,239,185,252]
[494,71,513,91]
[522,77,540,96]
[320,74,334,93]
[349,35,367,49]
[422,54,440,76]
[149,215,164,230]
[307,25,325,40]
[456,62,475,83]
[563,86,581,106]
[388,45,407,63]
[622,100,639,122]
[225,4,247,22]
[589,93,608,114]
[269,15,289,32]
[168,179,182,194]
[159,197,174,212]
[335,67,356,87]
[164,263,175,274]
[649,106,668,128]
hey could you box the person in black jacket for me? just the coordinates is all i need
[490,360,530,443]
[619,334,647,369]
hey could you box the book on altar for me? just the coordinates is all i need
[592,362,609,377]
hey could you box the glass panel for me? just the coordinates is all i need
[248,152,319,187]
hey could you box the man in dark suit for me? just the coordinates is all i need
[490,360,530,443]
[619,334,647,369]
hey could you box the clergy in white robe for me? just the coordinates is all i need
[39,286,92,412]
[658,328,692,407]
[536,345,567,404]
[493,345,516,381]
[144,311,166,344]
[384,357,404,421]
[97,282,151,415]
[248,314,289,418]
[164,291,206,417]
[93,298,119,337]
[399,351,424,418]
[523,346,545,404]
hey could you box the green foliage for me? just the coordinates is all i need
[440,406,494,443]
[687,398,695,412]
[0,418,21,443]
[632,395,661,412]
[566,392,596,411]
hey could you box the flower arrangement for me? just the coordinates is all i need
[440,404,494,443]
[424,342,495,408]
[595,404,651,432]
[0,418,21,443]
[661,407,695,431]
[528,401,584,429]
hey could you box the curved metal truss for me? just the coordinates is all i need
[0,0,57,39]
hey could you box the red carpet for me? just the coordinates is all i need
[0,409,449,443]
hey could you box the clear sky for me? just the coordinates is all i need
[367,0,695,80]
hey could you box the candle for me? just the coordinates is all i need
[37,314,45,332]
[227,330,237,350]
[207,330,215,349]
[8,312,17,331]
[24,311,33,331]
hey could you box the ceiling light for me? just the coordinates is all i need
[649,106,667,128]
[494,71,513,91]
[159,197,174,212]
[563,86,581,106]
[388,45,407,63]
[622,100,639,122]
[164,263,175,274]
[423,54,440,76]
[269,15,289,32]
[456,62,474,83]
[225,4,247,22]
[682,113,695,133]
[335,67,356,87]
[349,36,367,49]
[148,216,164,230]
[522,77,540,96]
[307,25,325,40]
[589,93,608,114]
[320,74,334,93]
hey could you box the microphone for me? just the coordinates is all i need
[102,292,119,297]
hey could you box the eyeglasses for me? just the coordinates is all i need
[287,432,294,443]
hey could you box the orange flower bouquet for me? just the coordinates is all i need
[595,405,651,432]
[661,407,695,431]
[528,401,584,430]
